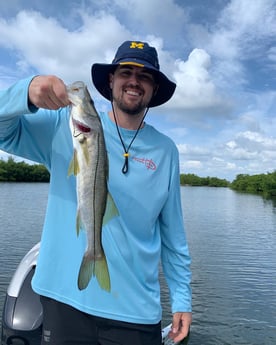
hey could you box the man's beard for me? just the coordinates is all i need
[112,92,149,116]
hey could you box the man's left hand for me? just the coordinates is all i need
[168,312,192,343]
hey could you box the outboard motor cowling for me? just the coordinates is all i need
[1,243,42,345]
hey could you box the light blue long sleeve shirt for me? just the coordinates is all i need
[0,77,192,324]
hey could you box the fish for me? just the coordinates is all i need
[67,81,118,291]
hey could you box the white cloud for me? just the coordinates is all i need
[171,48,231,113]
[0,10,131,90]
[226,141,237,150]
[177,143,210,157]
[0,8,232,117]
[220,130,276,177]
[210,0,276,59]
[235,131,276,151]
[199,0,276,95]
[110,0,188,45]
[180,160,202,174]
[0,1,275,181]
[185,160,202,169]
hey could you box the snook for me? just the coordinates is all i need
[67,81,118,291]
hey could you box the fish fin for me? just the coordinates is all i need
[76,209,83,236]
[78,254,111,292]
[95,255,111,292]
[67,157,74,176]
[78,253,94,290]
[68,149,80,176]
[103,193,119,226]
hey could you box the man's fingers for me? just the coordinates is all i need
[169,312,192,343]
[29,75,70,110]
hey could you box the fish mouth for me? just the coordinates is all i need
[72,118,91,133]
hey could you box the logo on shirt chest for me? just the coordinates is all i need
[132,156,157,171]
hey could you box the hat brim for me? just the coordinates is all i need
[91,62,176,107]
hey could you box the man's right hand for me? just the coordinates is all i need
[28,75,70,110]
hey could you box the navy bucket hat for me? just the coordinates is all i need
[91,40,176,107]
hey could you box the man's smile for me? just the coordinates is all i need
[124,88,143,97]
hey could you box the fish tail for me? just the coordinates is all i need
[95,254,111,292]
[78,253,111,292]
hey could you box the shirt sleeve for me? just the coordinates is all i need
[0,76,39,115]
[160,145,192,313]
[0,77,65,167]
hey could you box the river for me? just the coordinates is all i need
[0,183,275,344]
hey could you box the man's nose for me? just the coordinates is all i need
[128,73,140,85]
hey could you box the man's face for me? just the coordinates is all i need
[109,65,157,116]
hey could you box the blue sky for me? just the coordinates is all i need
[0,0,275,181]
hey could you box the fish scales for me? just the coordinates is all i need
[67,81,118,291]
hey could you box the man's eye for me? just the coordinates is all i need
[140,74,151,80]
[120,71,131,77]
[139,74,154,83]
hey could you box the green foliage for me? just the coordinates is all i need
[231,171,276,198]
[180,173,230,187]
[1,157,275,200]
[0,157,50,182]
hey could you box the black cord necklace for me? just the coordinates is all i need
[111,102,149,174]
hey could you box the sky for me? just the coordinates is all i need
[0,0,276,181]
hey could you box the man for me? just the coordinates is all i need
[0,40,192,344]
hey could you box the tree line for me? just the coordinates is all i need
[230,171,276,198]
[0,157,50,182]
[0,157,275,198]
[180,173,230,187]
[181,172,276,198]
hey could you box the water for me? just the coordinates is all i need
[0,183,276,344]
[179,187,276,345]
[0,183,48,298]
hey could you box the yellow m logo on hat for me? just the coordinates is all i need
[130,42,144,49]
